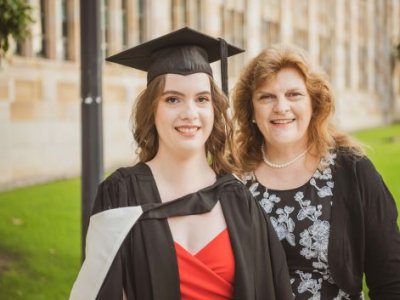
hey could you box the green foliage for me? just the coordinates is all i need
[0,0,34,58]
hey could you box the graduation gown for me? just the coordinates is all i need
[71,162,293,300]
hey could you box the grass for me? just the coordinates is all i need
[0,179,81,300]
[0,123,398,299]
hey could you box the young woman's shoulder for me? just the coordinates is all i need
[91,163,149,214]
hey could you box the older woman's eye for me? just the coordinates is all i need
[259,94,274,101]
[287,91,303,98]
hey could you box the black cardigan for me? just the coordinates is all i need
[328,150,400,299]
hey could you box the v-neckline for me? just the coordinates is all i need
[174,228,228,256]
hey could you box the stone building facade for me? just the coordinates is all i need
[0,0,399,189]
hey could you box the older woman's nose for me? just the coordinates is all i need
[273,96,290,113]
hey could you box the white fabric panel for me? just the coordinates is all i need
[69,206,143,300]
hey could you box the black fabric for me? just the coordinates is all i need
[105,27,244,85]
[328,150,400,299]
[146,45,212,84]
[92,162,294,300]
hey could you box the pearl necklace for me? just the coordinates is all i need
[261,145,308,169]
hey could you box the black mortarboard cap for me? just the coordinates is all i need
[106,27,244,95]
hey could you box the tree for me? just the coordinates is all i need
[0,0,34,64]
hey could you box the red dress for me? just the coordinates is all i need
[174,228,235,299]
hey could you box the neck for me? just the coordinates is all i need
[262,142,309,169]
[146,149,216,194]
[264,141,309,161]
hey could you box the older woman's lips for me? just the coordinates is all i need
[270,118,295,124]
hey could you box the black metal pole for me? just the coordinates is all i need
[80,0,103,261]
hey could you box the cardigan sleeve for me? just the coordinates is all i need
[355,157,400,299]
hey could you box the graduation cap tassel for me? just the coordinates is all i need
[219,38,229,97]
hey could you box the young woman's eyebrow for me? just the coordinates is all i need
[161,90,211,96]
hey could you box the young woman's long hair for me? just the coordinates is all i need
[132,74,238,175]
[232,44,364,172]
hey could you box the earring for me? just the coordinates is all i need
[252,119,256,123]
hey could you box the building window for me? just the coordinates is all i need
[35,0,47,57]
[122,0,128,48]
[261,0,281,46]
[61,0,70,60]
[137,0,146,43]
[294,29,308,50]
[344,0,351,89]
[220,5,225,36]
[262,20,280,46]
[318,1,334,79]
[186,0,202,30]
[102,0,110,56]
[358,0,368,90]
[172,0,186,29]
[320,36,333,78]
[293,0,308,50]
[195,0,202,30]
[172,0,203,30]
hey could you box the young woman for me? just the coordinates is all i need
[70,28,293,300]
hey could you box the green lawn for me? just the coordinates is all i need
[0,179,81,300]
[0,124,398,299]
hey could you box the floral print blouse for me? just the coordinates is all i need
[243,153,364,300]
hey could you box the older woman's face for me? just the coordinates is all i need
[251,67,312,149]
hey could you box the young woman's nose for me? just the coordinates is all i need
[180,100,198,119]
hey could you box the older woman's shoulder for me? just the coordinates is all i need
[334,147,367,163]
[334,147,380,178]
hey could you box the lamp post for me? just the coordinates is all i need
[80,0,103,261]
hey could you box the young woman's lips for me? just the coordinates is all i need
[175,125,200,136]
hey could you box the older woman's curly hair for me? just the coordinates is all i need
[132,74,237,175]
[232,44,364,172]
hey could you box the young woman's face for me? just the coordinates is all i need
[154,73,214,156]
[251,67,312,149]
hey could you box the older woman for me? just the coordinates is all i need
[232,44,400,299]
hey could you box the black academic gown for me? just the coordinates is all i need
[92,162,293,300]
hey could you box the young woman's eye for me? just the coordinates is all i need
[197,96,210,103]
[165,96,179,104]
